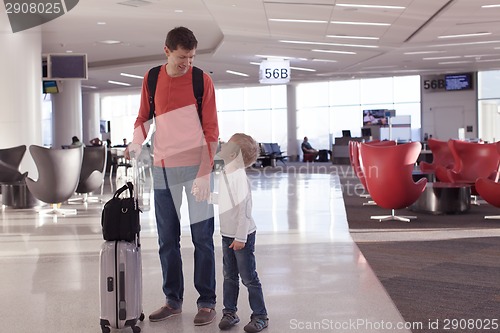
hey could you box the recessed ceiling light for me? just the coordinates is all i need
[255,55,307,61]
[117,0,151,7]
[438,60,473,65]
[226,70,249,77]
[312,59,338,63]
[438,32,492,39]
[311,49,356,55]
[108,80,131,86]
[482,4,500,8]
[404,51,446,55]
[82,85,97,89]
[326,35,379,40]
[423,56,461,60]
[330,21,390,26]
[97,22,106,25]
[290,66,316,72]
[280,40,378,48]
[174,9,183,13]
[120,73,143,79]
[98,40,122,45]
[335,3,405,9]
[269,18,327,24]
[431,40,500,47]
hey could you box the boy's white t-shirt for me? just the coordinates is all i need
[216,168,256,243]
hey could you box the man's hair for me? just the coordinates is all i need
[165,26,198,51]
[230,133,260,167]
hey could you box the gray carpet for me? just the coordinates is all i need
[338,173,500,333]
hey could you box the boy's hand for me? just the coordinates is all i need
[229,240,246,251]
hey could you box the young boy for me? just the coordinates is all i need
[210,133,269,332]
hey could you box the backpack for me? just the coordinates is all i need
[146,65,204,122]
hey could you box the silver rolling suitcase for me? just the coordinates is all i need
[99,158,144,333]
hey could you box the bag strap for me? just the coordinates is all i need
[113,182,134,199]
[147,65,204,122]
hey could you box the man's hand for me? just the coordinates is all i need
[191,175,210,202]
[124,143,142,159]
[229,240,246,251]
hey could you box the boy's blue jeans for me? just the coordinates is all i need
[221,231,267,317]
[153,166,216,310]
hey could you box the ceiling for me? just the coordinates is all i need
[38,0,500,93]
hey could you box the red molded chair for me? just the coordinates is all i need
[434,140,500,185]
[350,140,396,204]
[475,177,500,219]
[419,138,454,175]
[359,141,427,222]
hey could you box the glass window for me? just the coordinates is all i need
[478,71,500,100]
[393,76,420,103]
[246,86,272,110]
[360,77,393,104]
[331,106,363,138]
[297,107,330,149]
[297,82,329,108]
[330,79,360,106]
[215,88,245,111]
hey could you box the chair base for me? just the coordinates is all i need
[371,209,416,222]
[68,193,104,204]
[38,204,77,216]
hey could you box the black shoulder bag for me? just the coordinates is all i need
[101,181,141,242]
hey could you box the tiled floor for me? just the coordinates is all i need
[0,170,411,333]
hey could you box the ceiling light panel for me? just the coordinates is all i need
[265,2,334,37]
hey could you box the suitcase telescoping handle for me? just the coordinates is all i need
[128,153,141,248]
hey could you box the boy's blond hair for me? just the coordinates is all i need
[229,133,260,167]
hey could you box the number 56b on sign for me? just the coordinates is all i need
[259,59,290,84]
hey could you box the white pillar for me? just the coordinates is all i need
[0,11,42,176]
[82,92,101,145]
[287,84,298,161]
[51,80,82,148]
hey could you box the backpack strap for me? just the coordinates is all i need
[147,65,161,120]
[146,65,204,123]
[192,66,204,123]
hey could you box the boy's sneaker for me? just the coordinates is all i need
[148,305,182,322]
[244,317,269,333]
[219,312,240,330]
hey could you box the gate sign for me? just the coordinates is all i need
[259,59,290,84]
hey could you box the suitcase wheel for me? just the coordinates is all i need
[139,313,145,321]
[100,325,110,333]
[132,326,141,333]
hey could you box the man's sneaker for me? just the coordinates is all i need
[244,317,269,333]
[148,305,182,322]
[194,308,216,326]
[219,312,240,330]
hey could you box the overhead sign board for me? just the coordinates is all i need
[259,59,290,84]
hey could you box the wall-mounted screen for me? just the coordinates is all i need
[445,73,473,91]
[363,109,388,126]
[42,80,59,94]
[43,54,88,80]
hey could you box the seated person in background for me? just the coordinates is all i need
[301,136,319,160]
[89,137,103,146]
[114,138,129,147]
[69,136,85,148]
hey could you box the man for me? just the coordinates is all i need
[301,136,318,159]
[126,26,219,326]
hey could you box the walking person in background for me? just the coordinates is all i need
[125,26,219,326]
